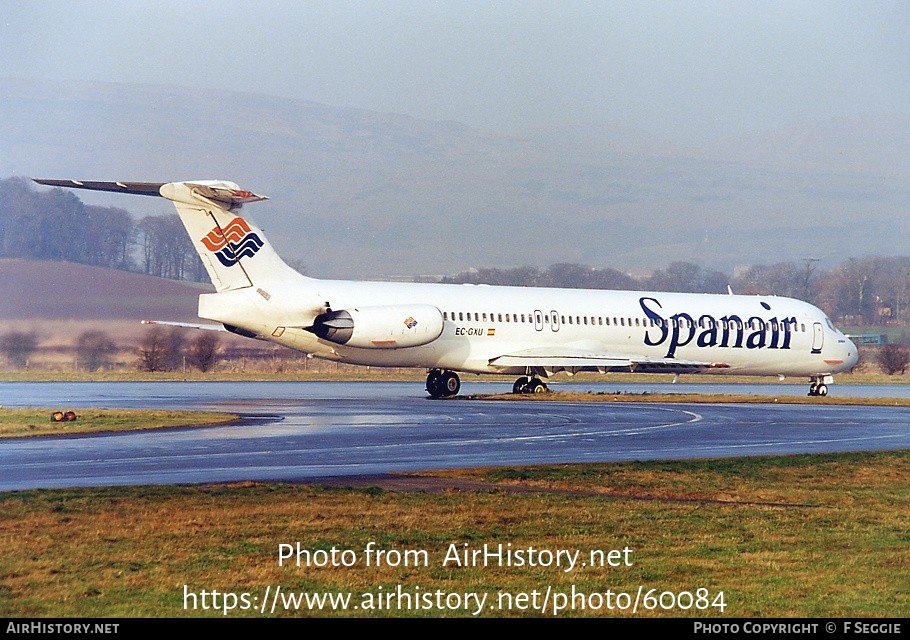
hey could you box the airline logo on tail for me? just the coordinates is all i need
[199,217,264,267]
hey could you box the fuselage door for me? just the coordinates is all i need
[550,309,560,332]
[534,310,543,332]
[811,322,824,354]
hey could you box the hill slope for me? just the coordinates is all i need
[0,259,207,321]
[2,78,907,278]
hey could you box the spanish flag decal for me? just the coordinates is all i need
[487,328,496,336]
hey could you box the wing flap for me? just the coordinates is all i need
[490,354,632,369]
[489,346,728,374]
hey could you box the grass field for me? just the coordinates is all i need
[0,451,907,618]
[0,408,238,438]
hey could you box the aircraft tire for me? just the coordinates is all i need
[817,384,828,397]
[441,371,461,396]
[426,370,443,398]
[513,377,529,394]
[527,378,548,394]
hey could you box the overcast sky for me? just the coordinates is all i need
[3,0,908,149]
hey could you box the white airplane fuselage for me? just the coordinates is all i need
[32,178,858,397]
[199,275,857,378]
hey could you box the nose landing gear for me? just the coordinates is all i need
[808,377,829,397]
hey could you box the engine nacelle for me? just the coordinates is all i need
[306,304,444,349]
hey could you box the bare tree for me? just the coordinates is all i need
[646,262,729,294]
[76,330,117,371]
[83,205,135,269]
[137,327,169,372]
[187,332,220,372]
[0,331,38,368]
[877,344,910,375]
[138,214,198,281]
[137,327,186,372]
[164,329,187,371]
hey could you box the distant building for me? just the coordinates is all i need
[847,334,888,346]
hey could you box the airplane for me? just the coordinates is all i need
[33,179,858,398]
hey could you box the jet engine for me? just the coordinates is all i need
[306,304,444,349]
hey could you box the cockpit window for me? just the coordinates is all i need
[824,318,843,334]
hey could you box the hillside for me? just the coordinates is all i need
[0,259,206,321]
[2,78,908,278]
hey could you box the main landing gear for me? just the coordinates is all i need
[512,376,548,394]
[808,377,829,397]
[426,369,460,398]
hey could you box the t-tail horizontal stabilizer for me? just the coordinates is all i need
[32,179,166,197]
[33,178,299,292]
[32,179,269,207]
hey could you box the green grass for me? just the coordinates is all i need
[0,451,907,617]
[0,408,238,438]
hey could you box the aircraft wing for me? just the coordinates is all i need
[488,346,729,375]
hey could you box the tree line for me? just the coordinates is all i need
[3,325,908,375]
[0,177,207,281]
[0,327,220,372]
[442,257,910,327]
[6,176,910,326]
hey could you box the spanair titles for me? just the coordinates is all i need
[639,296,798,358]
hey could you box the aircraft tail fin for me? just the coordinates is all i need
[33,179,307,292]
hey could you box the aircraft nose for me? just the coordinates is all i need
[844,338,859,370]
